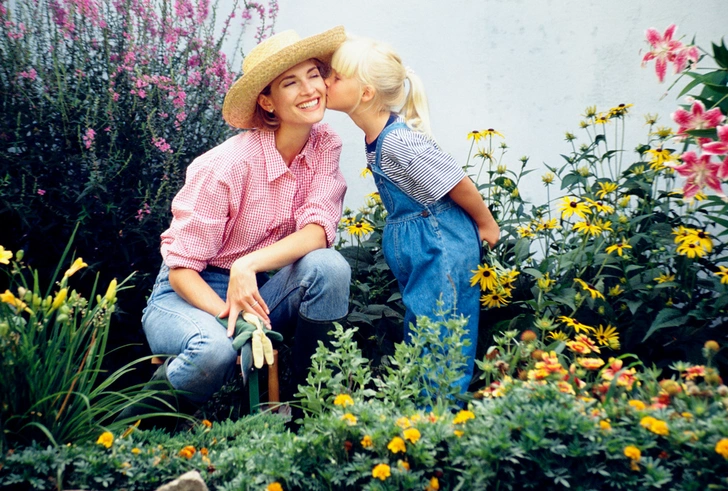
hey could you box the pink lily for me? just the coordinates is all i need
[672,101,725,135]
[642,25,698,82]
[702,125,728,178]
[670,151,725,198]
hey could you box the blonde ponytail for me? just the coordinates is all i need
[331,35,434,138]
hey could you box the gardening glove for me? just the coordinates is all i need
[247,313,276,369]
[216,311,283,352]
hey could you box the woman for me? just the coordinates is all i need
[139,26,350,412]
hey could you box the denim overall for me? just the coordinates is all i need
[372,122,481,394]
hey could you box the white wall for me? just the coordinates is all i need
[232,0,728,212]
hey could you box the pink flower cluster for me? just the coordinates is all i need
[82,128,96,149]
[667,101,728,199]
[152,136,173,154]
[642,24,699,83]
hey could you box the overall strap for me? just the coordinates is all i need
[374,121,409,173]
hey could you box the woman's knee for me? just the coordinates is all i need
[304,248,351,289]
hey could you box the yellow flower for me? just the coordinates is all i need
[366,192,382,205]
[179,445,196,459]
[426,476,440,491]
[595,181,619,199]
[64,258,88,278]
[558,316,594,334]
[714,266,728,284]
[608,285,624,297]
[676,241,706,258]
[396,416,411,428]
[341,413,357,426]
[585,198,615,215]
[577,357,605,370]
[361,435,373,449]
[548,330,569,342]
[716,438,728,459]
[453,429,464,438]
[594,112,611,124]
[641,416,669,435]
[654,272,675,284]
[397,459,410,471]
[387,436,406,454]
[583,105,597,118]
[470,264,498,291]
[105,278,118,303]
[605,241,631,257]
[96,431,114,449]
[51,288,68,311]
[573,220,603,237]
[542,172,555,185]
[536,218,559,231]
[594,324,619,349]
[480,291,509,309]
[608,103,633,117]
[628,400,647,411]
[346,221,374,237]
[0,246,13,265]
[360,167,372,178]
[624,445,641,461]
[480,128,504,139]
[334,394,354,407]
[452,410,475,425]
[558,196,591,220]
[131,447,141,455]
[372,463,391,481]
[403,427,421,444]
[599,420,611,431]
[201,419,212,428]
[467,130,483,142]
[516,225,536,238]
[574,278,604,300]
[537,273,556,292]
[651,126,673,138]
[266,483,283,491]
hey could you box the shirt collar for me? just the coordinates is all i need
[258,128,315,182]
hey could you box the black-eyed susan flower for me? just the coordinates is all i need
[646,147,678,171]
[558,315,594,334]
[714,265,728,284]
[654,272,675,284]
[346,220,374,237]
[536,218,559,231]
[573,220,603,237]
[548,330,569,343]
[467,130,483,142]
[608,103,633,117]
[372,463,391,480]
[595,181,619,198]
[480,128,504,139]
[594,324,620,349]
[608,284,624,297]
[558,196,591,220]
[585,198,615,215]
[574,278,604,300]
[676,241,706,258]
[360,167,372,178]
[594,113,611,125]
[605,240,632,257]
[470,264,498,291]
[516,225,536,238]
[480,291,509,308]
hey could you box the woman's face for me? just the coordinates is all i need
[258,60,326,128]
[324,69,362,114]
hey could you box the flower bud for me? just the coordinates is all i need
[520,330,537,343]
[704,340,720,352]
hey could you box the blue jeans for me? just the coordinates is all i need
[142,248,351,403]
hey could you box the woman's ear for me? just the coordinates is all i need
[257,94,274,113]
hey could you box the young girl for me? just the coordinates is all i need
[325,35,499,395]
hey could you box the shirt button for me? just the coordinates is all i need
[421,210,430,217]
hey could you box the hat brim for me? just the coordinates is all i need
[222,26,346,129]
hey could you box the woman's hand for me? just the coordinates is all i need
[479,222,500,249]
[220,258,270,337]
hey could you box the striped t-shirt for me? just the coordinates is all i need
[366,114,464,205]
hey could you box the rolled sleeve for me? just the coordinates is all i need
[295,130,346,247]
[160,155,236,271]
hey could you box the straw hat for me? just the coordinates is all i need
[222,26,346,129]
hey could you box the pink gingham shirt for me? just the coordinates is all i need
[160,123,346,271]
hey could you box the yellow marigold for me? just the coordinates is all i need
[179,445,196,459]
[624,445,641,461]
[387,436,406,454]
[341,413,357,426]
[599,420,611,431]
[334,394,354,407]
[452,410,475,425]
[372,463,391,481]
[266,483,283,491]
[397,459,410,471]
[396,416,411,428]
[96,431,114,449]
[403,427,421,444]
[628,400,647,411]
[201,419,213,428]
[426,476,440,491]
[131,447,141,455]
[649,420,669,436]
[361,435,373,449]
[454,430,464,438]
[716,438,728,459]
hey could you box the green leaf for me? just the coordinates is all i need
[686,128,719,139]
[642,308,689,342]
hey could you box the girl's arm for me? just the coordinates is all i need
[448,176,500,248]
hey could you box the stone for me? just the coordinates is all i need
[155,470,209,491]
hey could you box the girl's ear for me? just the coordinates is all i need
[361,85,375,103]
[257,94,274,113]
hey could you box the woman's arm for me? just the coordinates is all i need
[221,223,327,336]
[448,176,500,248]
[169,268,227,317]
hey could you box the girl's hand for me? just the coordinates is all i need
[220,258,270,337]
[479,223,500,249]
